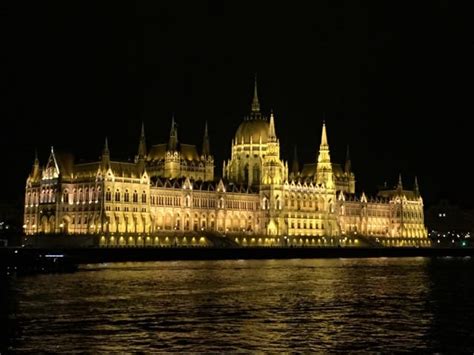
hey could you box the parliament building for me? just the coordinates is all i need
[23,80,429,247]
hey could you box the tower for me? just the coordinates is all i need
[315,122,334,189]
[291,146,299,178]
[414,176,419,196]
[168,115,178,151]
[165,116,180,178]
[136,122,147,173]
[260,111,287,235]
[344,145,351,174]
[201,121,214,181]
[202,121,210,157]
[314,121,338,236]
[101,137,110,171]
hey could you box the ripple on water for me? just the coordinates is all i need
[2,258,474,352]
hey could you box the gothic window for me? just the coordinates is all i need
[142,191,147,203]
[124,190,130,203]
[133,191,138,203]
[106,189,111,201]
[63,190,69,204]
[115,189,121,202]
[253,164,260,185]
[244,164,249,184]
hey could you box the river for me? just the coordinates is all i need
[1,257,473,352]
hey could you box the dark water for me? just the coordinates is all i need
[1,257,474,352]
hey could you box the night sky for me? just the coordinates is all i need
[2,2,472,208]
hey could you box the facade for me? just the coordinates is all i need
[24,80,429,247]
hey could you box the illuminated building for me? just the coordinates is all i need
[23,79,429,247]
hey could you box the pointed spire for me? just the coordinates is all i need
[315,121,333,187]
[202,121,210,156]
[103,137,110,155]
[30,149,40,180]
[321,121,328,147]
[102,137,110,169]
[397,173,403,190]
[168,115,178,151]
[268,110,276,141]
[46,146,60,177]
[344,145,351,173]
[251,74,260,113]
[34,148,39,166]
[137,122,147,159]
[291,145,299,175]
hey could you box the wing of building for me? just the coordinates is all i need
[24,78,429,247]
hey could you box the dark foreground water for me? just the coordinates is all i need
[1,257,473,352]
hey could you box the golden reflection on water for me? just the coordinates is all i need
[3,257,474,352]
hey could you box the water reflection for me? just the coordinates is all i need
[1,258,473,352]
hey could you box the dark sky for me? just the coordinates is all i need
[1,2,473,207]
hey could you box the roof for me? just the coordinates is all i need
[235,119,269,144]
[55,152,75,177]
[109,161,142,178]
[148,143,201,162]
[301,162,347,178]
[150,176,259,194]
[377,189,419,200]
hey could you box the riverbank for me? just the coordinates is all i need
[1,246,473,269]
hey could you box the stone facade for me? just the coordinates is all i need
[24,79,429,247]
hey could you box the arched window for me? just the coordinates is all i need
[124,190,130,202]
[106,189,111,201]
[142,191,147,203]
[115,189,121,202]
[253,164,260,185]
[73,189,77,203]
[133,190,138,203]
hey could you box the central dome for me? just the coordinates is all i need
[235,119,269,144]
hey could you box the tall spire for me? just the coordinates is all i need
[316,121,334,188]
[102,137,110,169]
[34,148,39,166]
[103,137,109,156]
[168,115,178,151]
[251,74,260,113]
[30,149,40,180]
[291,145,299,176]
[202,121,210,156]
[414,176,419,194]
[268,110,277,141]
[137,122,147,159]
[397,173,403,190]
[344,145,351,173]
[321,121,328,147]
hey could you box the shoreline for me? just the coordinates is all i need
[2,247,473,276]
[2,246,474,263]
